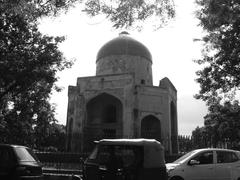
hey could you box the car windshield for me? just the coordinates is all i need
[14,147,39,162]
[173,150,198,164]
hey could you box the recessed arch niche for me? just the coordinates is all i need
[86,93,123,138]
[140,115,161,141]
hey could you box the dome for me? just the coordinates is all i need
[96,32,152,62]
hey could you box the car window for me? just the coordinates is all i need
[174,150,198,164]
[217,151,239,163]
[14,147,39,162]
[191,151,213,165]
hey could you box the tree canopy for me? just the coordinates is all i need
[195,0,240,103]
[0,13,72,103]
[0,0,175,29]
[83,0,175,29]
[0,0,78,21]
[191,100,240,149]
[0,4,71,149]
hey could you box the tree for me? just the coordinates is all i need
[192,126,210,148]
[195,0,240,103]
[207,101,240,144]
[83,0,175,29]
[178,135,193,152]
[35,122,66,152]
[0,9,72,147]
[0,13,72,103]
[191,101,240,148]
[0,0,175,29]
[0,0,78,21]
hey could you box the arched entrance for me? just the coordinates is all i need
[141,115,161,141]
[171,101,178,154]
[85,93,123,150]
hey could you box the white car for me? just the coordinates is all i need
[167,148,240,180]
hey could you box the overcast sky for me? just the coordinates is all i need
[39,0,208,135]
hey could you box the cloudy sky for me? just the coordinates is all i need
[39,0,208,135]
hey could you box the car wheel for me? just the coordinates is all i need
[170,176,184,180]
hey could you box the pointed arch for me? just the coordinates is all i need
[86,93,123,124]
[86,93,123,142]
[141,115,161,141]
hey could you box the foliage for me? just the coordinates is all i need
[83,0,175,29]
[0,0,175,29]
[0,0,79,22]
[192,126,210,148]
[195,0,240,103]
[0,6,72,149]
[178,135,193,152]
[35,123,66,152]
[0,13,72,103]
[191,101,240,149]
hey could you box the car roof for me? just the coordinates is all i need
[0,144,28,149]
[193,148,240,153]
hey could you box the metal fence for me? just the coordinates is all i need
[35,152,89,175]
[36,151,179,170]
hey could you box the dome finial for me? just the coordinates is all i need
[119,31,129,36]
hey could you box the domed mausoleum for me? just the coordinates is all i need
[66,32,178,154]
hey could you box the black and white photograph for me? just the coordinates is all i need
[1,0,240,179]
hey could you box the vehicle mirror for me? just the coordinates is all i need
[188,159,200,166]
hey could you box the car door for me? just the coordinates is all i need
[185,150,216,180]
[215,150,239,180]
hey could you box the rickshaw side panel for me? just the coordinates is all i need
[143,141,165,168]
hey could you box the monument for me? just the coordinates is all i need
[66,32,178,154]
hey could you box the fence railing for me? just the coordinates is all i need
[36,151,179,170]
[35,152,89,175]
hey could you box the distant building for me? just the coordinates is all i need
[66,32,178,154]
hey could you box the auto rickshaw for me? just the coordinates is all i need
[82,139,167,180]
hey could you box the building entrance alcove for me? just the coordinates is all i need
[141,115,161,141]
[86,93,123,139]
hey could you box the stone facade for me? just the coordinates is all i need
[66,33,178,154]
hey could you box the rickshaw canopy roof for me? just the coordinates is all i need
[96,139,163,149]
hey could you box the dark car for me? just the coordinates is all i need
[0,144,43,180]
